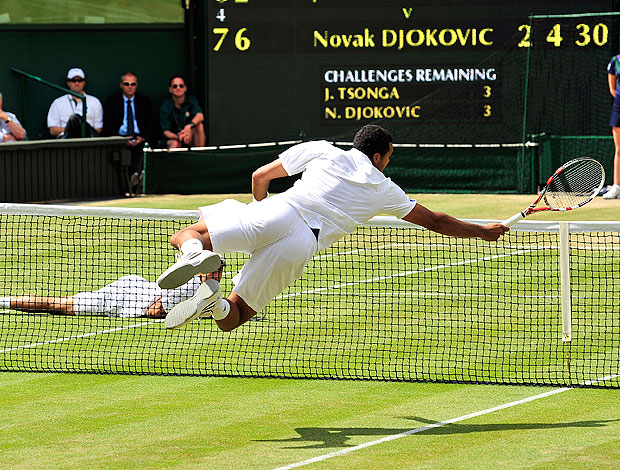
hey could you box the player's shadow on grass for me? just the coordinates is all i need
[257,416,620,449]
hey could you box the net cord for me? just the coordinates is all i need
[1,203,619,233]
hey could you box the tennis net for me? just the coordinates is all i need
[1,203,619,388]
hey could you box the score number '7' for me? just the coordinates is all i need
[213,28,251,51]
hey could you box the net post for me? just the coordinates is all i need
[559,222,572,342]
[559,221,572,386]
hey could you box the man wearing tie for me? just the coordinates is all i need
[102,72,158,192]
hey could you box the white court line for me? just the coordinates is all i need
[2,247,517,351]
[313,242,551,262]
[292,291,620,301]
[312,291,561,299]
[279,248,533,300]
[0,319,163,353]
[272,373,620,470]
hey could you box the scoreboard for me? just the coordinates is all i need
[204,1,617,145]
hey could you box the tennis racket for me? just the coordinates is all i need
[501,157,605,227]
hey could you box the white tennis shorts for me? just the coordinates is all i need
[199,197,318,312]
[73,275,157,318]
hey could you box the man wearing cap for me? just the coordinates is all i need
[47,68,103,138]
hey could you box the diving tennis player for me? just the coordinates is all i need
[1,264,223,318]
[158,125,509,331]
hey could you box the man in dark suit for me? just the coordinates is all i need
[102,72,158,193]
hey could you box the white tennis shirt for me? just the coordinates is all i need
[47,93,104,130]
[0,112,23,142]
[73,275,202,317]
[278,140,416,250]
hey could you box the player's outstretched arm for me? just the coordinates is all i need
[251,158,289,201]
[8,296,75,315]
[402,204,508,241]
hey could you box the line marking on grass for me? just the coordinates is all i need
[279,248,533,300]
[272,373,620,470]
[0,247,534,351]
[0,319,163,353]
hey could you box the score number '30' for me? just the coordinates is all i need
[517,23,608,47]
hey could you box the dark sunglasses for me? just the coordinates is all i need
[171,83,185,89]
[68,78,85,83]
[122,82,137,86]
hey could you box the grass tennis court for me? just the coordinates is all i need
[1,194,620,468]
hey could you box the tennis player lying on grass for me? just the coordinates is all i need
[0,264,223,318]
[158,124,509,331]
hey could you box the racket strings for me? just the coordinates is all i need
[544,159,604,209]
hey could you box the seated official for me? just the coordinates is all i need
[102,72,158,183]
[0,92,26,142]
[47,68,103,139]
[160,75,205,149]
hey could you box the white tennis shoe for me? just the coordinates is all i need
[157,250,222,289]
[165,279,221,329]
[603,185,620,199]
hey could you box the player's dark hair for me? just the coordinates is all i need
[352,125,393,159]
[120,71,138,82]
[169,75,186,86]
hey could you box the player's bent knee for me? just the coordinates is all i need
[169,231,181,247]
[170,227,196,248]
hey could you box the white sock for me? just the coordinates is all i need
[0,297,12,308]
[211,299,230,321]
[180,238,203,255]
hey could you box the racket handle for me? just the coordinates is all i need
[501,212,525,227]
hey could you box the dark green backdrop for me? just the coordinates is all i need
[1,21,614,198]
[0,23,185,141]
[144,144,531,195]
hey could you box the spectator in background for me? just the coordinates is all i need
[102,72,158,190]
[47,68,103,139]
[604,53,620,199]
[0,92,27,142]
[160,75,205,149]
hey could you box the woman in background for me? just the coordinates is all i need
[604,54,620,199]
